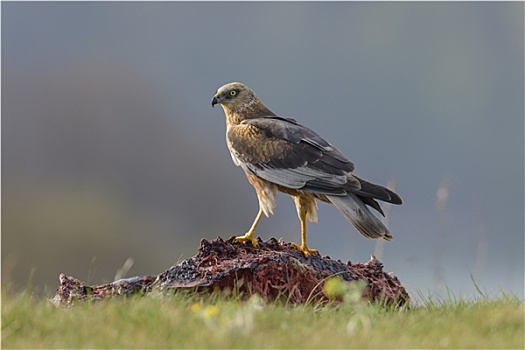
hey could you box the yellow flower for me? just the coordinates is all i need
[323,276,347,299]
[203,305,219,318]
[190,302,202,313]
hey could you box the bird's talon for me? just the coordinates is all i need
[234,233,258,247]
[290,242,318,258]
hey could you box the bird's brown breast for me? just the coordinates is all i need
[227,124,292,165]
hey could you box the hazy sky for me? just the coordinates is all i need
[3,2,523,299]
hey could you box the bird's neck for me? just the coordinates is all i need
[223,97,276,126]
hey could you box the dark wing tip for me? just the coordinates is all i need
[354,176,403,205]
[389,192,403,205]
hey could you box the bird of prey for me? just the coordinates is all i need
[211,82,402,257]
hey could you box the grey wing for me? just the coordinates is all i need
[227,116,360,195]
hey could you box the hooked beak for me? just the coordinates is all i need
[211,95,219,107]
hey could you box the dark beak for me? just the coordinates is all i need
[211,96,219,107]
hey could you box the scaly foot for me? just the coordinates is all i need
[234,232,258,247]
[290,242,318,258]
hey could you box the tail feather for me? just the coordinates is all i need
[328,194,392,240]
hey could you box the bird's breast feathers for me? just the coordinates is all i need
[227,122,291,165]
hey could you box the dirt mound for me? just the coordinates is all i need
[53,237,409,307]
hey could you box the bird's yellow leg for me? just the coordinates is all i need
[291,211,318,258]
[235,207,263,247]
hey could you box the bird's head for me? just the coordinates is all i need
[211,82,255,111]
[212,82,276,123]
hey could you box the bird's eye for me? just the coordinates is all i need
[229,90,237,97]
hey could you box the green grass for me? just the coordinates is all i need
[2,287,524,349]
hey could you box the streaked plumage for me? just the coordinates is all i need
[211,82,402,257]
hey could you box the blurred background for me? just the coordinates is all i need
[2,2,523,300]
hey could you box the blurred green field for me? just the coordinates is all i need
[2,285,523,349]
